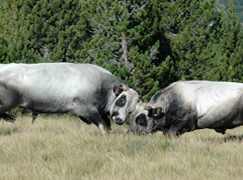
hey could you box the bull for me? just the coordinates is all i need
[128,81,243,137]
[0,63,139,135]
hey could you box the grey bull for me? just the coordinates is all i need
[0,63,139,135]
[128,81,243,137]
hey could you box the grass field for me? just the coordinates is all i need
[0,114,243,180]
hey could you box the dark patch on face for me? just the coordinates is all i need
[115,95,126,107]
[111,111,119,117]
[135,114,147,127]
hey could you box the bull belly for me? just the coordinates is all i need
[224,118,243,129]
[197,111,241,129]
[196,100,242,128]
[21,100,74,113]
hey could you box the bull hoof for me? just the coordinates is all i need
[214,128,226,134]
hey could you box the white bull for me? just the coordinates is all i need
[0,63,139,135]
[128,81,243,137]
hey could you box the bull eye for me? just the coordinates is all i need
[115,95,126,107]
[135,114,147,127]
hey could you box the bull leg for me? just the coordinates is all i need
[0,85,19,121]
[0,103,18,122]
[0,96,17,121]
[168,120,189,138]
[101,114,111,131]
[31,112,38,124]
[98,124,110,136]
[89,112,111,136]
[214,128,226,134]
[0,112,15,122]
[98,119,111,136]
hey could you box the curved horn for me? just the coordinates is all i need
[119,84,128,91]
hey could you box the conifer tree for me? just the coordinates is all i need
[0,0,92,63]
[168,0,224,80]
[0,0,35,63]
[27,0,92,62]
[0,34,7,63]
[204,1,243,82]
[129,0,177,99]
[83,0,175,99]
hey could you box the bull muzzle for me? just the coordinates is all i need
[111,111,125,125]
[112,116,125,125]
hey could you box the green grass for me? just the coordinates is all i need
[0,115,243,180]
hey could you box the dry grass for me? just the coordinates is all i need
[0,115,243,180]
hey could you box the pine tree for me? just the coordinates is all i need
[204,1,243,82]
[0,0,35,63]
[25,0,92,62]
[167,0,224,80]
[129,0,176,99]
[83,0,137,71]
[83,0,175,99]
[0,0,92,63]
[0,33,8,63]
[0,1,7,63]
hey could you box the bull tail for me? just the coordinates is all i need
[0,113,16,122]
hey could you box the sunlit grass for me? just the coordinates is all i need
[0,115,243,180]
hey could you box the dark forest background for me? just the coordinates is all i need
[1,0,243,100]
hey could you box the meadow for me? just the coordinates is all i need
[0,114,243,180]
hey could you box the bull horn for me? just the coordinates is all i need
[144,98,150,103]
[137,100,143,105]
[144,105,153,111]
[119,84,128,91]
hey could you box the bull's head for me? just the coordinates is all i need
[110,85,139,125]
[127,101,165,135]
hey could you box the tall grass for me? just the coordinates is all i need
[0,115,243,180]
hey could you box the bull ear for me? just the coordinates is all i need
[113,85,123,96]
[144,106,152,111]
[113,86,122,96]
[119,84,128,91]
[153,107,165,119]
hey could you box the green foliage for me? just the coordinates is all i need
[26,0,92,62]
[168,0,224,80]
[0,0,35,63]
[0,0,92,63]
[204,1,243,82]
